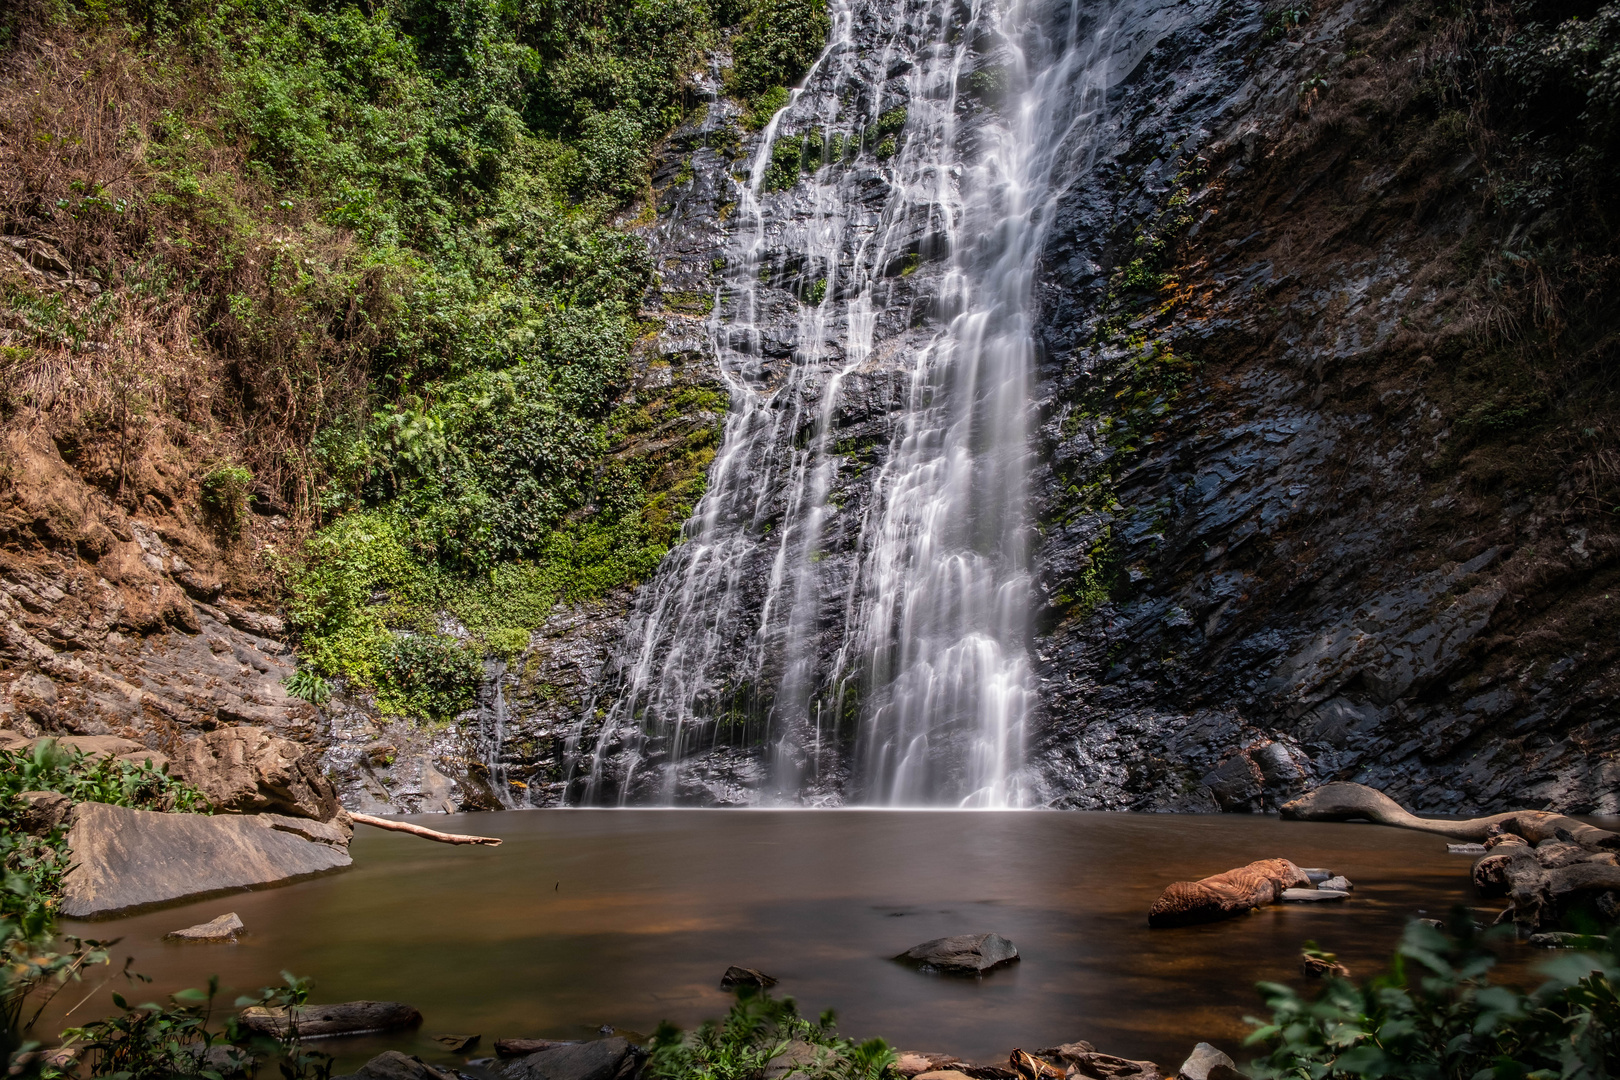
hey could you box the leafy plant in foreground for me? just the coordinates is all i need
[1245,912,1620,1078]
[647,988,896,1080]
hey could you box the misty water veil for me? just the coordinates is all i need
[549,0,1194,807]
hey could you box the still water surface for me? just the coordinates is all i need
[55,811,1513,1070]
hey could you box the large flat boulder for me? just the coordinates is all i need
[61,802,351,918]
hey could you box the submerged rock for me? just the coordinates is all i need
[502,1037,637,1080]
[167,912,244,941]
[1279,888,1349,903]
[894,933,1019,974]
[239,1001,421,1039]
[61,802,350,917]
[719,965,777,989]
[335,1051,457,1080]
[434,1035,480,1052]
[496,1040,575,1057]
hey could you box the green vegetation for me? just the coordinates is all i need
[0,741,209,928]
[1247,915,1619,1079]
[0,0,829,723]
[2,741,212,1066]
[201,466,254,540]
[727,0,831,123]
[647,989,897,1080]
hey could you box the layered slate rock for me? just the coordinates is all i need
[176,727,340,821]
[60,802,351,917]
[894,933,1019,974]
[502,1038,637,1080]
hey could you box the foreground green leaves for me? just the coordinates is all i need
[1247,914,1620,1079]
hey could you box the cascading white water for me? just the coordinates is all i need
[570,0,1192,806]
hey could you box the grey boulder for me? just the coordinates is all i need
[1279,889,1349,903]
[1177,1043,1235,1080]
[894,933,1019,974]
[61,802,350,918]
[167,912,244,941]
[239,1001,421,1039]
[503,1038,637,1080]
[335,1051,457,1080]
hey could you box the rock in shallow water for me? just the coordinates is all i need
[61,802,351,917]
[894,933,1019,974]
[720,965,777,989]
[1280,888,1349,903]
[1177,1043,1235,1080]
[167,912,243,941]
[239,1001,421,1039]
[503,1038,637,1080]
[335,1051,457,1080]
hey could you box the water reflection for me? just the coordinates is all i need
[53,811,1520,1071]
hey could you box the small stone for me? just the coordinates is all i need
[434,1035,480,1052]
[1299,868,1333,883]
[896,1052,963,1077]
[495,1040,574,1057]
[1448,843,1488,855]
[894,933,1019,974]
[1300,954,1350,979]
[167,912,244,941]
[1177,1042,1234,1080]
[1317,876,1352,892]
[1279,889,1349,902]
[720,965,778,989]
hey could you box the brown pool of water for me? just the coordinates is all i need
[49,810,1533,1072]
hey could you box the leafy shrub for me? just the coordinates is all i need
[376,633,482,721]
[766,136,805,190]
[728,0,831,109]
[647,989,897,1080]
[1246,914,1620,1079]
[200,465,253,539]
[283,667,332,704]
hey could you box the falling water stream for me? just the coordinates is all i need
[570,0,1195,806]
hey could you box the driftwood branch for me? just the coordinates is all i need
[349,812,502,846]
[1280,782,1620,850]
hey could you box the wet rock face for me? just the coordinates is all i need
[1027,0,1620,814]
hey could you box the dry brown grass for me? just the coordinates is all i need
[0,16,392,551]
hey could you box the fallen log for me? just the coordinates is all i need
[349,812,502,846]
[1149,858,1310,928]
[1279,783,1620,851]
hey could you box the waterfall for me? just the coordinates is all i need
[569,0,1193,806]
[478,660,523,809]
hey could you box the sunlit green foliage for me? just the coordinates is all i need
[728,0,831,121]
[647,989,898,1080]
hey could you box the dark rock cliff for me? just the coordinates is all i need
[1029,0,1620,815]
